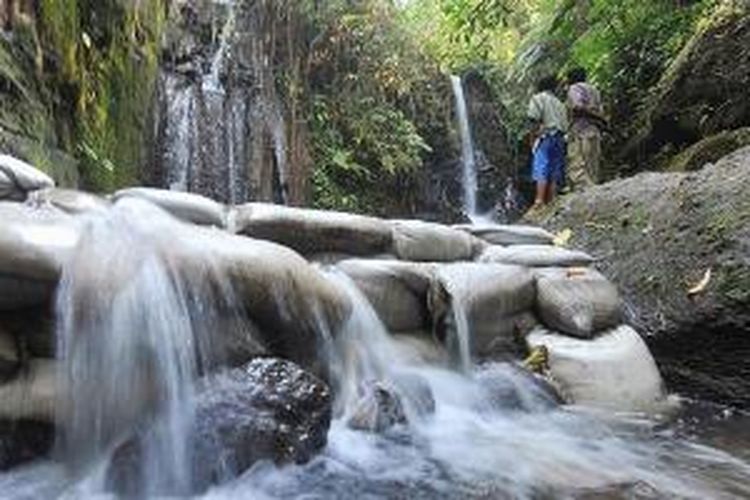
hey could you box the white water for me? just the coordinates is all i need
[451,75,479,220]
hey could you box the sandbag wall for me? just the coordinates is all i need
[0,155,668,468]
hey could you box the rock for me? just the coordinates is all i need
[337,259,435,332]
[390,220,478,262]
[0,420,54,471]
[112,187,227,227]
[475,362,562,413]
[666,127,750,173]
[454,223,555,246]
[0,154,54,201]
[534,267,622,339]
[0,360,56,423]
[530,147,750,406]
[0,308,55,359]
[231,203,393,256]
[347,380,407,433]
[430,263,535,359]
[623,2,750,169]
[526,326,667,412]
[478,245,595,267]
[27,188,110,215]
[108,358,332,494]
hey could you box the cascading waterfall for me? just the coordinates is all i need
[155,0,289,205]
[54,199,249,496]
[451,75,479,220]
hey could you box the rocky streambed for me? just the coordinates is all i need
[0,154,748,498]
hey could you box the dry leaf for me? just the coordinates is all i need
[687,268,712,297]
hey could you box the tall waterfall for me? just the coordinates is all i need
[451,75,479,220]
[153,0,289,205]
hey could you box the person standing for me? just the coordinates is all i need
[566,67,605,188]
[527,75,568,208]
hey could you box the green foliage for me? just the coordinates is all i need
[39,0,167,191]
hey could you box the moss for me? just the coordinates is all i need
[666,128,750,172]
[717,264,750,305]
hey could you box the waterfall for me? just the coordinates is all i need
[451,75,479,220]
[154,0,288,205]
[54,199,247,496]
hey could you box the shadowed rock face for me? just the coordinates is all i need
[0,420,54,471]
[530,146,750,407]
[108,358,332,495]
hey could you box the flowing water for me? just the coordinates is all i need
[2,205,750,498]
[450,75,479,220]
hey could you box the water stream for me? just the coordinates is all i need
[451,75,479,221]
[1,205,750,498]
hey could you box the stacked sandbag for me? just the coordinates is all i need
[0,360,56,422]
[0,155,54,201]
[112,187,227,227]
[479,245,594,267]
[231,203,393,256]
[0,202,80,309]
[28,188,110,215]
[430,263,536,358]
[526,326,667,412]
[455,223,555,246]
[390,219,480,262]
[337,259,435,333]
[534,267,622,338]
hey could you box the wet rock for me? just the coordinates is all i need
[0,330,20,380]
[112,187,227,227]
[527,326,667,412]
[337,259,435,332]
[534,267,622,339]
[109,358,332,493]
[232,203,393,257]
[530,147,750,407]
[478,245,595,268]
[0,360,56,423]
[347,381,407,433]
[390,219,478,262]
[0,420,54,471]
[475,362,562,412]
[0,154,54,201]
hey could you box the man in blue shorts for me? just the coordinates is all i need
[527,75,568,209]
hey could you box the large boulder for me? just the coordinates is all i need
[527,326,667,412]
[530,147,750,406]
[231,203,393,256]
[430,263,536,360]
[0,155,54,201]
[623,1,750,170]
[337,259,435,333]
[108,358,332,494]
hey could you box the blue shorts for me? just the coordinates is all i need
[532,132,566,186]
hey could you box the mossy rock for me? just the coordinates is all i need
[666,127,750,172]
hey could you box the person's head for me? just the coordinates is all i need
[536,75,558,93]
[567,67,587,84]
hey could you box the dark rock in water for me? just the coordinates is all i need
[109,358,332,494]
[0,420,54,470]
[530,147,750,407]
[348,381,407,433]
[475,363,562,413]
